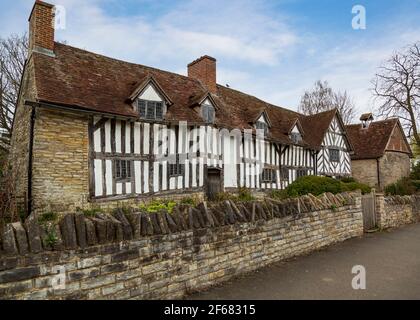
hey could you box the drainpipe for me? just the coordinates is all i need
[27,106,35,217]
[376,158,381,190]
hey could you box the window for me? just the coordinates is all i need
[296,168,308,178]
[262,168,276,183]
[329,148,340,162]
[168,155,184,177]
[137,99,164,120]
[255,121,268,135]
[280,167,289,181]
[290,132,302,144]
[115,160,132,181]
[201,104,215,123]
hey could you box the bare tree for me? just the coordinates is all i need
[0,34,28,148]
[298,80,356,124]
[373,42,420,146]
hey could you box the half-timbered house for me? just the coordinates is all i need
[9,1,353,213]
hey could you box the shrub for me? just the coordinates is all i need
[384,176,416,196]
[38,211,58,224]
[214,192,236,202]
[267,189,289,200]
[341,181,371,194]
[285,175,371,197]
[285,176,342,197]
[78,207,103,217]
[340,176,356,183]
[179,196,199,206]
[410,161,420,180]
[237,187,255,202]
[139,200,177,213]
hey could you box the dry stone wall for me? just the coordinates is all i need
[0,192,363,300]
[375,194,419,229]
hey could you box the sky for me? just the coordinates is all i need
[1,0,420,121]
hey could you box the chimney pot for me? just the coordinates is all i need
[187,55,217,93]
[29,0,55,55]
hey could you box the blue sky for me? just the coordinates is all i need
[1,0,420,119]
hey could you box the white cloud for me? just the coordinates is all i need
[1,0,420,123]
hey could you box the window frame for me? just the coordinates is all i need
[168,155,185,177]
[296,168,308,178]
[261,168,277,183]
[255,121,268,135]
[115,159,132,182]
[137,99,164,121]
[329,148,340,162]
[201,103,215,124]
[280,167,289,181]
[290,132,302,144]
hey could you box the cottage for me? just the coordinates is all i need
[345,114,412,190]
[9,1,353,214]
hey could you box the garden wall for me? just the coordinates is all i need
[375,194,420,229]
[0,192,363,300]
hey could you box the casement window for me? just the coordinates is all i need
[296,168,308,178]
[201,103,215,123]
[168,155,184,177]
[115,160,132,181]
[255,121,268,135]
[290,132,302,144]
[137,99,164,120]
[329,148,340,162]
[262,168,276,183]
[280,167,289,181]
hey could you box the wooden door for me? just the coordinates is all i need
[206,168,221,201]
[362,192,376,231]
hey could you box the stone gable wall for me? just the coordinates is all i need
[31,108,90,214]
[0,193,363,300]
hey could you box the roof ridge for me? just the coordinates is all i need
[54,42,205,86]
[217,83,301,116]
[345,118,399,127]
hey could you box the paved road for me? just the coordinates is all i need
[188,223,420,300]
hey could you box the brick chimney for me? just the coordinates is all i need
[187,55,217,93]
[28,1,55,56]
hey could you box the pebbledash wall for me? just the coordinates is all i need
[0,192,363,300]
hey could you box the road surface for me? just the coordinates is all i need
[188,223,420,300]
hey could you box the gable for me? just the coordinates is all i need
[386,124,411,154]
[202,98,213,107]
[322,114,351,150]
[291,124,301,134]
[139,84,163,102]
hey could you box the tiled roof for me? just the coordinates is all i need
[345,119,412,160]
[31,42,344,150]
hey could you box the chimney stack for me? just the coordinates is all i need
[29,1,55,56]
[187,55,217,93]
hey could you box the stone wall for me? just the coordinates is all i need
[375,194,419,229]
[350,159,378,188]
[378,151,411,188]
[8,57,38,206]
[0,192,363,300]
[31,108,90,214]
[351,152,411,191]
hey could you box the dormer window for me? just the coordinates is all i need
[130,77,172,121]
[255,121,268,135]
[290,132,302,144]
[201,101,215,124]
[137,99,164,120]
